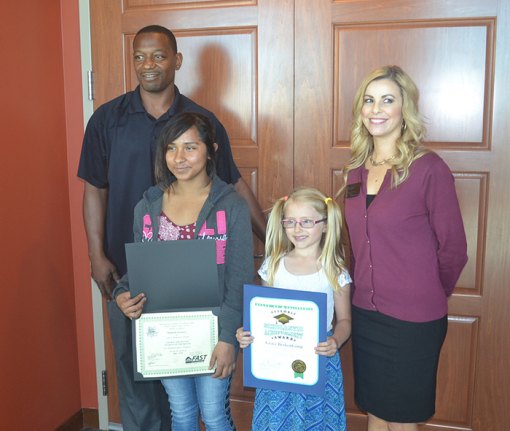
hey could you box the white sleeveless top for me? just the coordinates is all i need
[258,257,351,331]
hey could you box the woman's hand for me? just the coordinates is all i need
[115,291,146,320]
[210,341,236,379]
[236,327,254,349]
[315,336,339,357]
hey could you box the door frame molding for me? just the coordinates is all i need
[78,1,110,429]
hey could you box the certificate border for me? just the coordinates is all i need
[133,310,218,380]
[242,284,327,395]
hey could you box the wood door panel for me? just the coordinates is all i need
[434,316,479,427]
[339,341,355,411]
[176,30,257,147]
[123,0,255,10]
[298,1,510,430]
[329,0,498,22]
[90,0,124,108]
[230,351,256,401]
[335,21,492,145]
[453,173,488,292]
[122,7,259,34]
[294,0,333,194]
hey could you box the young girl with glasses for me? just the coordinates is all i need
[236,187,351,430]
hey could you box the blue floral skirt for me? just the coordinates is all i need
[251,350,346,431]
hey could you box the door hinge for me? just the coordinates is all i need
[87,70,95,101]
[101,369,108,396]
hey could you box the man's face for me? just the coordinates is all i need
[133,32,182,94]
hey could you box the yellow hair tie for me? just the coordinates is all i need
[324,197,332,205]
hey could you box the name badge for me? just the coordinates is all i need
[345,182,361,198]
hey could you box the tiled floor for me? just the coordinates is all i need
[80,400,253,431]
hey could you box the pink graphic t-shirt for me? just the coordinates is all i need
[157,212,196,241]
[142,210,227,265]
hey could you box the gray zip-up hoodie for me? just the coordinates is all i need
[114,175,254,346]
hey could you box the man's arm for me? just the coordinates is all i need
[83,182,120,299]
[234,178,266,242]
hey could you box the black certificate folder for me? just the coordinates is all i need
[125,240,220,313]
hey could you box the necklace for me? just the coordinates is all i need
[369,154,396,167]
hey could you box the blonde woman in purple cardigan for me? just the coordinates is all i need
[342,65,468,431]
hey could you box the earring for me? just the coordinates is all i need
[402,120,407,130]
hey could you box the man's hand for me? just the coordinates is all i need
[91,254,120,300]
[209,341,236,378]
[83,183,119,299]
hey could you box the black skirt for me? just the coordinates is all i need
[352,305,447,423]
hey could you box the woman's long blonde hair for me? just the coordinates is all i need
[264,187,348,292]
[343,65,428,188]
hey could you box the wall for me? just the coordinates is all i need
[0,0,88,429]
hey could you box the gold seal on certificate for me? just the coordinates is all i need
[292,359,306,379]
[134,310,218,380]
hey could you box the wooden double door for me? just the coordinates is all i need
[90,1,510,430]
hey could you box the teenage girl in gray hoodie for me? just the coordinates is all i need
[114,112,254,431]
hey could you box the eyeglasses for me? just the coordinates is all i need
[281,218,327,229]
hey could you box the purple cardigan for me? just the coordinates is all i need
[344,152,468,322]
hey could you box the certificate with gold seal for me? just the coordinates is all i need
[133,310,218,380]
[242,284,327,395]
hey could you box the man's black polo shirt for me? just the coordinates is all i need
[78,86,241,275]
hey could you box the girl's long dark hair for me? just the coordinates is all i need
[154,112,217,188]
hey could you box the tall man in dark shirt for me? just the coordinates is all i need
[78,25,265,431]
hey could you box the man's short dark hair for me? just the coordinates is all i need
[134,25,178,53]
